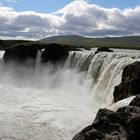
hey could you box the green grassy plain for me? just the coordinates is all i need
[1,35,140,50]
[41,35,140,50]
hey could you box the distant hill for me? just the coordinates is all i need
[40,35,140,50]
[0,35,140,51]
[41,35,86,46]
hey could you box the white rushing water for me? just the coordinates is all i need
[0,49,140,140]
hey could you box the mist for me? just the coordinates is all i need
[0,49,140,140]
[0,50,94,140]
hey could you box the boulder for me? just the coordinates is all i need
[72,95,140,140]
[113,61,140,102]
[0,39,5,50]
[41,43,69,63]
[95,47,113,54]
[3,43,44,65]
[129,94,140,107]
[73,108,129,140]
[117,94,140,140]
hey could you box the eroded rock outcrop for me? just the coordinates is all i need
[3,43,44,65]
[3,42,69,66]
[95,47,113,54]
[72,109,129,140]
[113,61,140,102]
[41,43,69,63]
[72,94,140,140]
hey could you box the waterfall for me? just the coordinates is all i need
[0,49,140,140]
[34,50,42,75]
[66,49,140,107]
[35,50,42,69]
[65,50,95,71]
[90,53,140,106]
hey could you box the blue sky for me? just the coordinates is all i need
[0,0,140,39]
[1,0,140,13]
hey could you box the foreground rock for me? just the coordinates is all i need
[95,47,113,54]
[41,43,69,63]
[73,109,129,140]
[117,95,140,140]
[113,61,140,102]
[72,94,140,140]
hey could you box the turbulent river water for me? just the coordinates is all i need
[0,49,140,140]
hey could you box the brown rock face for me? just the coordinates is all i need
[113,61,140,102]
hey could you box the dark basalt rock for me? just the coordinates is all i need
[95,47,113,54]
[73,108,129,140]
[0,39,5,50]
[41,43,69,63]
[113,61,140,102]
[129,94,140,107]
[3,43,44,65]
[3,42,69,66]
[117,94,140,140]
[73,95,140,140]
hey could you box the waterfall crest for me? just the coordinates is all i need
[65,49,140,106]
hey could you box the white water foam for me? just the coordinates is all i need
[0,49,140,140]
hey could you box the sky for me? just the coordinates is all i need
[0,0,140,39]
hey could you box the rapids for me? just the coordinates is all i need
[0,49,140,140]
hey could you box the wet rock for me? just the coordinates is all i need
[113,61,140,102]
[0,39,5,50]
[129,94,140,107]
[72,109,129,140]
[3,43,43,65]
[117,94,140,140]
[72,95,140,140]
[41,43,69,63]
[95,47,113,54]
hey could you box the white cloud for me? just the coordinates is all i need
[55,1,140,37]
[0,7,60,39]
[56,0,89,14]
[0,0,140,40]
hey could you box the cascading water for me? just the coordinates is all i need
[0,49,140,140]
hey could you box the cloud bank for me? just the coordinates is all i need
[0,0,140,39]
